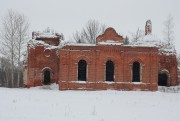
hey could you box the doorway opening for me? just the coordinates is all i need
[158,73,168,86]
[43,70,51,85]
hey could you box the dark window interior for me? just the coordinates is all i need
[44,70,50,85]
[158,73,168,86]
[78,60,87,81]
[132,61,140,82]
[106,60,114,81]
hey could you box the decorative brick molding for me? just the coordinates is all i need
[96,27,124,44]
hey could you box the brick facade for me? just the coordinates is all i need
[158,54,178,86]
[24,37,60,87]
[24,27,178,91]
[59,45,158,91]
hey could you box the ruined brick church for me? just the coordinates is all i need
[23,20,178,91]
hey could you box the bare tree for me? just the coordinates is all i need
[73,19,107,44]
[163,14,174,47]
[0,10,19,87]
[0,10,29,87]
[16,14,29,87]
[130,28,144,42]
[124,36,130,45]
[0,57,11,87]
[73,31,84,43]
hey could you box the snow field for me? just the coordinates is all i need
[0,84,180,121]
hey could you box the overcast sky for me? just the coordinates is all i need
[0,0,180,53]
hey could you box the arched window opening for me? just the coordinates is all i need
[106,60,114,81]
[78,60,87,81]
[158,73,168,86]
[132,61,140,82]
[44,70,51,85]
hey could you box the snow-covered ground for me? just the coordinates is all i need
[0,84,180,121]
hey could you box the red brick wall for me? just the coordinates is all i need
[96,27,124,44]
[26,45,59,87]
[159,54,178,86]
[25,27,179,91]
[59,45,159,91]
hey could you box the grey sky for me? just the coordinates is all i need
[0,0,180,53]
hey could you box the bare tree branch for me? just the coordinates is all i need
[163,14,174,46]
[16,13,29,87]
[130,28,144,42]
[0,9,29,87]
[73,19,107,44]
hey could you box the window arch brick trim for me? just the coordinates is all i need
[102,57,117,82]
[128,58,144,83]
[41,67,53,73]
[128,58,145,66]
[74,55,91,64]
[102,57,118,65]
[73,56,90,82]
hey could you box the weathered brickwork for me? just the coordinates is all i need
[24,27,178,91]
[59,45,158,91]
[96,27,124,44]
[159,54,178,86]
[25,38,59,87]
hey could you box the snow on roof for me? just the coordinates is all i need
[66,42,96,46]
[129,34,160,47]
[32,27,62,39]
[64,40,123,46]
[98,40,123,45]
[128,34,176,55]
[28,39,58,50]
[159,43,176,56]
[36,32,59,38]
[142,34,158,42]
[28,33,176,56]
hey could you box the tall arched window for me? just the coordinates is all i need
[44,70,51,85]
[78,60,87,81]
[132,61,140,82]
[106,60,114,81]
